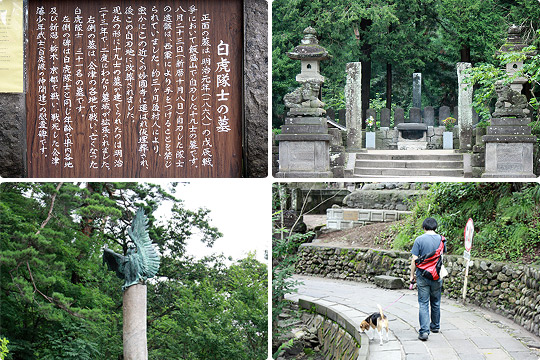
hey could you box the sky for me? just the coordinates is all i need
[152,179,269,263]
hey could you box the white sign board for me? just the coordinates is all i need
[464,218,474,251]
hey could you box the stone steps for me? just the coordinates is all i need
[352,150,464,178]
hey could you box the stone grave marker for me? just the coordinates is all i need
[424,106,435,126]
[439,106,450,126]
[394,107,404,126]
[412,73,422,109]
[409,107,421,123]
[380,108,391,128]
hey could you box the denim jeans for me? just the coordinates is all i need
[416,273,442,335]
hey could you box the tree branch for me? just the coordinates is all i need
[26,261,83,318]
[36,182,63,237]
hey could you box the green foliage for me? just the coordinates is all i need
[0,183,267,360]
[0,338,9,360]
[394,183,540,262]
[273,339,294,359]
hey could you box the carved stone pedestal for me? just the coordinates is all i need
[123,284,148,360]
[276,116,332,178]
[482,113,536,178]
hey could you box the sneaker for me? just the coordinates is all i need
[418,333,429,341]
[431,328,439,333]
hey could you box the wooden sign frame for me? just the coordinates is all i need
[27,0,243,177]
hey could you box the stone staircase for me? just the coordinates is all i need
[349,150,464,177]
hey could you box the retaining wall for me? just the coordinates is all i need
[298,299,368,360]
[296,244,540,337]
[326,208,411,230]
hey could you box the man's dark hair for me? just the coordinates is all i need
[422,218,438,231]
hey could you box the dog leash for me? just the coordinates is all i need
[382,293,406,311]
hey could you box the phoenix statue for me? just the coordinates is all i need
[103,208,161,290]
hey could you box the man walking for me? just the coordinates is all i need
[410,217,446,341]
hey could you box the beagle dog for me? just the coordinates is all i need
[359,304,389,345]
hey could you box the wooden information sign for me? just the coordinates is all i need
[27,0,242,177]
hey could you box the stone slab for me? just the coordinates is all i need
[409,107,422,123]
[374,275,405,289]
[381,108,391,128]
[288,108,326,116]
[284,116,327,125]
[487,126,531,136]
[394,107,405,126]
[490,117,532,126]
[424,106,435,126]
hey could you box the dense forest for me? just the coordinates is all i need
[272,0,540,128]
[0,183,267,360]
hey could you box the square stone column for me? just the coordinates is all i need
[457,62,473,151]
[345,62,362,150]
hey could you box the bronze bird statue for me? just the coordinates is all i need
[103,208,160,290]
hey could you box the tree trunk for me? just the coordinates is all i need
[360,18,372,128]
[460,44,471,63]
[386,62,392,109]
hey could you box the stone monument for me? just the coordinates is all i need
[457,62,474,151]
[483,25,537,178]
[103,209,161,360]
[276,27,332,177]
[412,73,422,109]
[345,62,363,150]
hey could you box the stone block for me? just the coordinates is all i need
[487,126,532,136]
[358,210,370,221]
[394,107,404,126]
[380,108,391,127]
[424,106,435,126]
[326,220,340,230]
[384,211,398,222]
[343,210,359,221]
[288,108,326,117]
[483,142,535,178]
[439,106,450,124]
[328,128,344,146]
[409,107,421,123]
[490,117,532,126]
[366,108,377,123]
[371,211,384,222]
[374,275,405,289]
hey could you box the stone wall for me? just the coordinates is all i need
[365,126,458,150]
[342,182,427,210]
[296,244,540,337]
[0,94,25,177]
[297,299,368,360]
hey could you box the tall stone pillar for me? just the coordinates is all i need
[345,62,362,150]
[412,73,422,109]
[457,62,473,152]
[123,284,148,360]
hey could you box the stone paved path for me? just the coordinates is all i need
[285,275,540,360]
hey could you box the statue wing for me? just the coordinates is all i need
[103,248,126,279]
[128,208,160,279]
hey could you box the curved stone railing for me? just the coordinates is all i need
[296,244,540,337]
[294,297,369,360]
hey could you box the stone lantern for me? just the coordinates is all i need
[482,25,537,178]
[287,26,330,84]
[275,27,333,178]
[499,25,529,93]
